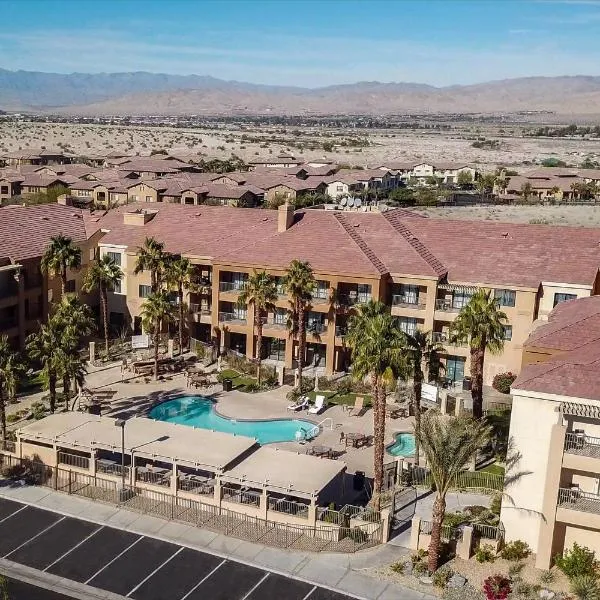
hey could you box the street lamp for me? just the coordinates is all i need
[114,418,126,491]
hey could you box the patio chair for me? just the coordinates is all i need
[287,396,309,411]
[349,396,365,417]
[308,395,327,414]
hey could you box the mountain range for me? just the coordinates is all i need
[2,68,600,116]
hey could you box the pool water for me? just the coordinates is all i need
[148,396,316,445]
[386,433,416,457]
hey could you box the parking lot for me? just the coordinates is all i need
[0,498,358,600]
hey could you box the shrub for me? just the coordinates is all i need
[555,544,599,580]
[508,562,525,578]
[444,512,469,528]
[413,560,429,576]
[476,544,496,563]
[570,575,600,600]
[490,494,502,516]
[492,372,516,394]
[539,570,556,585]
[500,540,531,561]
[483,575,511,600]
[390,561,407,574]
[433,567,454,588]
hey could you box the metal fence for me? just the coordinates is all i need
[57,451,90,471]
[472,521,505,541]
[96,461,130,480]
[419,520,462,541]
[564,432,600,459]
[221,485,261,507]
[420,519,504,542]
[405,465,504,494]
[267,498,310,519]
[558,487,600,515]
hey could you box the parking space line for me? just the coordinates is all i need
[241,572,270,600]
[0,505,27,525]
[84,535,143,585]
[302,586,317,600]
[4,516,66,559]
[43,525,104,572]
[126,546,184,597]
[179,559,226,600]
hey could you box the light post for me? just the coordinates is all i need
[114,418,126,492]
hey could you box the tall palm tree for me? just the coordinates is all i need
[140,291,176,379]
[346,300,404,509]
[0,336,25,442]
[283,260,316,388]
[27,322,62,413]
[165,255,195,355]
[451,290,507,419]
[41,235,82,296]
[134,237,167,293]
[239,270,278,384]
[415,411,490,572]
[400,330,444,465]
[82,255,122,359]
[55,347,87,410]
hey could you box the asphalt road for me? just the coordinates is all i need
[0,498,358,600]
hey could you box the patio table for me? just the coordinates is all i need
[345,432,368,448]
[311,445,333,458]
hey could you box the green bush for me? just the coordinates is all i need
[500,540,531,561]
[570,575,600,600]
[508,562,525,578]
[476,544,496,563]
[491,372,516,394]
[390,561,408,574]
[555,544,599,580]
[413,561,429,576]
[444,512,469,528]
[539,570,555,585]
[489,494,502,516]
[433,567,454,588]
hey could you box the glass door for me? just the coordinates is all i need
[446,356,465,382]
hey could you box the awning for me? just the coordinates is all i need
[438,283,479,294]
[560,402,600,419]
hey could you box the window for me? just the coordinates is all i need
[113,279,122,294]
[65,279,76,293]
[554,293,577,307]
[399,284,419,304]
[274,308,287,325]
[0,186,8,194]
[106,251,121,266]
[313,280,329,300]
[336,185,343,192]
[452,291,472,309]
[130,195,138,201]
[357,283,371,303]
[145,196,152,202]
[494,289,516,307]
[139,285,152,298]
[398,317,418,337]
[266,338,285,361]
[503,325,513,341]
[233,305,247,320]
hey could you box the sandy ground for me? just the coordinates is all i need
[3,121,600,171]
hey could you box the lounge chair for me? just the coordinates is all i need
[308,395,327,414]
[287,396,309,411]
[349,396,365,417]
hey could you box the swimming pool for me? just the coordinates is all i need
[386,433,416,457]
[147,396,316,445]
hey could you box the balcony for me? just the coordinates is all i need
[189,303,212,316]
[219,281,247,293]
[96,459,130,480]
[262,317,287,330]
[338,294,371,307]
[557,488,600,516]
[219,312,247,325]
[432,332,466,347]
[306,322,326,335]
[435,299,461,312]
[310,294,329,306]
[335,325,347,339]
[564,432,600,459]
[392,295,425,309]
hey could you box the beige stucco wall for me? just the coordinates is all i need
[564,525,600,555]
[538,283,592,320]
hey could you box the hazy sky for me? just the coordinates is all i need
[1,0,600,87]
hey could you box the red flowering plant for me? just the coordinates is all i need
[483,575,512,600]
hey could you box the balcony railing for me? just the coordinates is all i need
[432,332,448,343]
[307,322,326,335]
[557,488,600,515]
[219,312,247,324]
[135,468,171,488]
[338,294,371,307]
[262,317,287,329]
[435,299,461,312]
[221,485,261,507]
[219,281,247,293]
[189,304,212,315]
[58,451,90,470]
[392,294,424,308]
[564,432,600,459]
[311,295,329,305]
[335,326,347,338]
[267,497,309,519]
[178,475,215,496]
[96,460,130,479]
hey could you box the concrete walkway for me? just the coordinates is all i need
[0,483,434,600]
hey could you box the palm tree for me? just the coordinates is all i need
[82,255,122,359]
[400,330,443,465]
[134,237,167,293]
[415,411,490,572]
[283,260,316,388]
[520,181,533,201]
[140,291,176,379]
[27,322,62,413]
[0,336,25,442]
[346,300,404,509]
[450,290,508,419]
[55,347,87,410]
[41,235,82,296]
[165,255,195,355]
[239,270,278,384]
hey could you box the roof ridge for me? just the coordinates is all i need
[333,213,388,275]
[383,210,447,277]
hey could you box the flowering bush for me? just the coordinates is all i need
[492,372,516,394]
[483,575,511,600]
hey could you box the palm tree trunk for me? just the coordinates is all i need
[100,285,109,359]
[256,307,263,385]
[49,371,57,413]
[63,374,70,411]
[0,383,6,443]
[178,285,184,356]
[297,301,305,389]
[153,321,160,380]
[413,369,422,466]
[371,374,384,511]
[428,494,447,573]
[61,266,67,296]
[470,345,485,420]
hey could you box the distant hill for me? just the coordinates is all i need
[2,68,600,115]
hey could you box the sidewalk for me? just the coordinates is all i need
[0,483,434,600]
